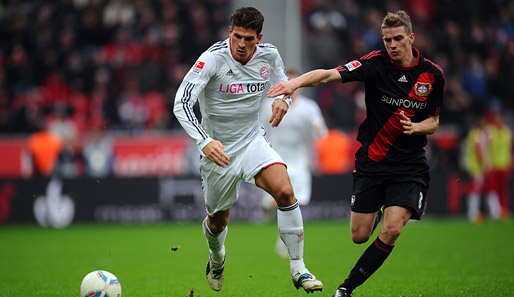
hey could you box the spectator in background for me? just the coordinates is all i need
[27,127,64,177]
[461,53,489,109]
[463,112,491,224]
[259,69,328,257]
[484,108,512,221]
[316,125,353,174]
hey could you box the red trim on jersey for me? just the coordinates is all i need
[336,66,346,72]
[229,37,257,65]
[424,58,445,78]
[360,50,382,60]
[263,162,287,169]
[434,106,440,116]
[368,109,405,162]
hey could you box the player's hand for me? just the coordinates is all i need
[268,81,295,100]
[400,110,415,135]
[202,140,230,167]
[269,98,288,127]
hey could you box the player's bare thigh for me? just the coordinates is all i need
[350,211,377,244]
[255,163,296,207]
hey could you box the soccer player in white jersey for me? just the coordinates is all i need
[173,7,323,294]
[260,70,327,257]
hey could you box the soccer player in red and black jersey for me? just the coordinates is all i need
[268,10,444,297]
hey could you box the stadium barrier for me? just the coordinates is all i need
[0,169,466,226]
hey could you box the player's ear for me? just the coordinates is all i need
[257,33,263,44]
[410,33,415,44]
[229,26,233,36]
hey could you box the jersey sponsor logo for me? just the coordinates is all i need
[219,82,267,94]
[260,66,270,78]
[381,95,427,110]
[345,60,362,71]
[414,82,432,96]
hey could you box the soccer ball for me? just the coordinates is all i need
[80,270,122,297]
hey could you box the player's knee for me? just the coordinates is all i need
[272,185,295,207]
[209,222,227,234]
[351,227,371,244]
[351,232,371,244]
[380,224,402,241]
[208,217,229,234]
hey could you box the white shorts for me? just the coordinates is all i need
[200,135,284,216]
[261,168,312,207]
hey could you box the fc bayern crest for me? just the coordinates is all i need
[414,82,432,96]
[260,66,270,78]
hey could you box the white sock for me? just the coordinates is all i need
[467,193,480,221]
[486,192,501,220]
[202,217,227,264]
[277,202,306,275]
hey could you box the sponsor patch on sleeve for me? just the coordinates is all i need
[345,60,362,71]
[194,61,205,69]
[192,61,205,74]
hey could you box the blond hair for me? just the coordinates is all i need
[381,10,413,35]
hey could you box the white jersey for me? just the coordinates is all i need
[260,95,327,173]
[173,38,288,157]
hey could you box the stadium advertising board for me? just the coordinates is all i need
[112,134,190,177]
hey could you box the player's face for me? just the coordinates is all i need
[229,26,263,64]
[382,26,415,66]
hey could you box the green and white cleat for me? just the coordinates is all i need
[206,256,225,291]
[292,269,323,293]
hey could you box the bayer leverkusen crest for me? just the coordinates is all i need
[415,82,432,96]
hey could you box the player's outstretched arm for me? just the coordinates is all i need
[267,69,341,99]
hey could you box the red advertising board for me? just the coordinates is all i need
[0,134,191,178]
[112,134,191,177]
[0,138,30,177]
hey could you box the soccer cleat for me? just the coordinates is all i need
[332,287,351,297]
[292,269,323,293]
[206,256,225,291]
[372,207,383,234]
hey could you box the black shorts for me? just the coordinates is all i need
[351,176,429,220]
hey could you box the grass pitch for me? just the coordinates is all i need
[0,217,513,297]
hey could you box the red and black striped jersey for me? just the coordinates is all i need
[337,48,445,178]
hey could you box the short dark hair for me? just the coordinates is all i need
[381,10,413,35]
[231,7,264,35]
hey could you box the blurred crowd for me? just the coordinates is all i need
[1,0,513,178]
[0,0,230,136]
